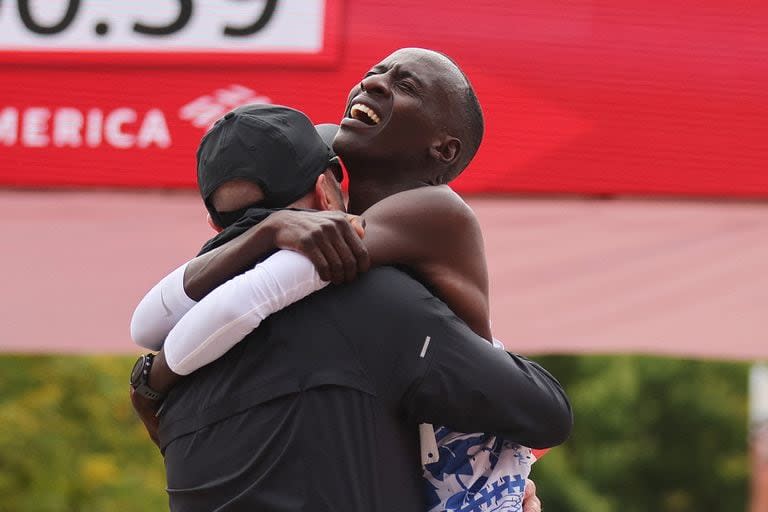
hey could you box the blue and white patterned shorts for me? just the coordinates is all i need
[423,427,535,512]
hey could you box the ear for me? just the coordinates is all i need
[313,173,334,212]
[207,213,223,233]
[429,135,461,166]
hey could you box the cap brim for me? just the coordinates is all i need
[314,123,339,157]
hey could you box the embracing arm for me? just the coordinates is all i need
[133,186,489,395]
[179,185,491,340]
[359,185,492,340]
[388,287,572,448]
[164,250,327,375]
[184,210,368,300]
[133,249,329,400]
[129,214,288,350]
[130,209,368,349]
[180,185,491,339]
[130,262,197,350]
[338,268,571,448]
[131,183,487,349]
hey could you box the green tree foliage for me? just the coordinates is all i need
[0,356,166,512]
[531,355,750,512]
[0,355,750,511]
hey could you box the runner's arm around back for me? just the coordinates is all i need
[134,186,491,390]
[345,268,572,449]
[179,185,491,338]
[132,184,489,350]
[130,209,369,349]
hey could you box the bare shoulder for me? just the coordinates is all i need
[363,185,479,231]
[360,184,485,273]
[361,186,491,339]
[374,184,472,212]
[360,185,483,263]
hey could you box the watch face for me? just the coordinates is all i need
[130,356,145,386]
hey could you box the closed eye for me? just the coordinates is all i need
[397,80,419,95]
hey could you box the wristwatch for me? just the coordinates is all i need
[130,353,165,401]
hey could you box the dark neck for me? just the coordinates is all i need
[347,175,428,214]
[343,154,434,214]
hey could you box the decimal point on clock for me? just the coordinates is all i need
[94,22,109,36]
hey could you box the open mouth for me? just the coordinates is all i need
[349,103,381,126]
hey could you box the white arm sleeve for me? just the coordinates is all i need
[164,249,329,375]
[130,262,197,351]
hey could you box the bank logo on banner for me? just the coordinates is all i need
[179,85,271,130]
[0,85,269,149]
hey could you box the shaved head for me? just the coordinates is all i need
[334,47,484,191]
[432,51,484,182]
[382,48,483,183]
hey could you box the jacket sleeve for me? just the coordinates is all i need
[395,294,573,449]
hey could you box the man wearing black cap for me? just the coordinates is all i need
[131,50,566,511]
[197,108,347,227]
[130,105,363,364]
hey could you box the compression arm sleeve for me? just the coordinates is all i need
[130,263,197,351]
[164,250,329,375]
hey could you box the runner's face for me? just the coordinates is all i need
[334,48,461,174]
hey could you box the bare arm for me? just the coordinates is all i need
[136,186,489,408]
[183,186,490,338]
[184,209,368,300]
[131,209,369,350]
[132,209,368,400]
[359,185,491,339]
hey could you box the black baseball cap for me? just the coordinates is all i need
[314,123,339,152]
[314,123,343,182]
[196,104,334,219]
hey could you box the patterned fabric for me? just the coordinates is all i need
[423,427,535,512]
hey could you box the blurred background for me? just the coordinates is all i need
[1,1,767,510]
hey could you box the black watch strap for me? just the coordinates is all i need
[131,353,165,401]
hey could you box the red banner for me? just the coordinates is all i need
[1,0,767,197]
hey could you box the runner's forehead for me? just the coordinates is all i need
[376,50,444,75]
[374,49,463,94]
